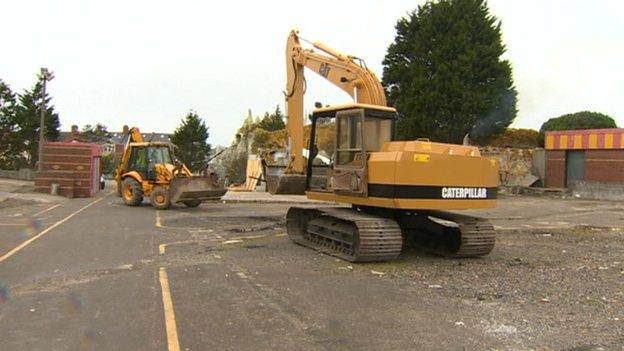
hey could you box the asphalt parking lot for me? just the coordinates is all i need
[0,182,622,350]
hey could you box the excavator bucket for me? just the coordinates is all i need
[263,164,307,194]
[266,174,307,195]
[169,176,227,203]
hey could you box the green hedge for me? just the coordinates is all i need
[539,111,617,146]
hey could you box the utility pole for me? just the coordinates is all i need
[37,68,54,172]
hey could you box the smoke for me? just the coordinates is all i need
[467,90,518,143]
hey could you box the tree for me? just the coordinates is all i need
[82,123,110,143]
[539,111,617,145]
[218,148,248,185]
[382,0,517,144]
[101,152,116,176]
[0,79,22,169]
[13,80,60,168]
[170,111,211,171]
[236,109,257,141]
[257,105,285,132]
[251,128,271,153]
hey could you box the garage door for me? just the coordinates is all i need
[565,151,585,186]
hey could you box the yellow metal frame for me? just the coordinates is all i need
[284,30,388,174]
[115,127,194,198]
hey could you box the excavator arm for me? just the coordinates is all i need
[284,30,387,174]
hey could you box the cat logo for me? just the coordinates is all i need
[441,187,488,199]
[319,63,331,78]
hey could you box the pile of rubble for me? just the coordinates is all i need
[480,147,544,187]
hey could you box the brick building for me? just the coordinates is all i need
[545,129,624,194]
[34,142,103,198]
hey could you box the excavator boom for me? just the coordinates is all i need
[271,30,389,194]
[284,30,387,175]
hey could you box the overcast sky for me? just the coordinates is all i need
[1,0,623,146]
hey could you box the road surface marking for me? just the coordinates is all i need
[158,240,206,255]
[156,211,163,228]
[154,212,204,231]
[33,203,62,217]
[159,267,181,351]
[0,192,112,264]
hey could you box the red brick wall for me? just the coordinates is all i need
[546,149,624,188]
[585,150,624,183]
[546,150,565,188]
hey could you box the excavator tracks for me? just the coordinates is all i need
[287,207,495,262]
[286,207,403,262]
[401,210,495,258]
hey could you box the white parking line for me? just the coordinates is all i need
[33,203,62,217]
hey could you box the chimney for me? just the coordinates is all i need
[122,125,129,135]
[71,125,79,133]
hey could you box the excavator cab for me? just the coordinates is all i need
[306,104,395,197]
[268,104,396,195]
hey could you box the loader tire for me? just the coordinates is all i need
[150,186,171,210]
[183,200,202,208]
[122,178,143,206]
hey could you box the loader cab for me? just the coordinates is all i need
[306,103,396,196]
[126,143,173,180]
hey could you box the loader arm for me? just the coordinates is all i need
[128,127,144,143]
[114,127,145,195]
[284,30,387,174]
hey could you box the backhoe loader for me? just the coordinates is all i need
[275,30,499,262]
[114,127,226,209]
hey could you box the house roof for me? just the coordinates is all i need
[59,130,172,144]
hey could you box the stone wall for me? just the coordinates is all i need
[0,168,35,181]
[570,181,624,201]
[480,147,544,187]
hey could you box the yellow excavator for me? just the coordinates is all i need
[272,30,499,262]
[114,127,226,209]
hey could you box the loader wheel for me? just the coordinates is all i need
[183,200,202,208]
[122,178,143,206]
[150,186,171,210]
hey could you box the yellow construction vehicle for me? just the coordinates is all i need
[274,30,499,262]
[114,127,226,209]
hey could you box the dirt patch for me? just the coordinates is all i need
[164,214,283,229]
[348,226,624,348]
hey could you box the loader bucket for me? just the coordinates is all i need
[169,176,227,203]
[266,174,307,195]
